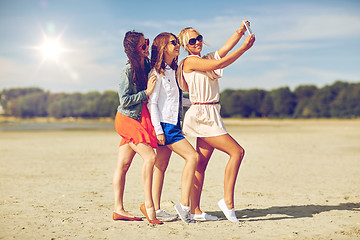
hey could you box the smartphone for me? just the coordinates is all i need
[243,21,253,35]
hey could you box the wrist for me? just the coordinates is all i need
[236,30,244,36]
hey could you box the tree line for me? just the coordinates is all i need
[0,81,359,119]
[220,81,360,118]
[0,88,119,118]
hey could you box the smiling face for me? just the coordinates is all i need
[164,36,180,59]
[137,36,150,58]
[186,30,202,56]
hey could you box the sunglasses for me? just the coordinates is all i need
[168,39,179,46]
[188,35,203,45]
[137,38,149,51]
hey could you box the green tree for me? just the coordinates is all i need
[311,81,348,117]
[0,87,44,115]
[243,89,266,117]
[47,93,67,118]
[270,87,296,117]
[260,93,273,118]
[293,85,318,118]
[97,91,118,118]
[330,83,360,118]
[13,92,48,117]
[220,89,236,117]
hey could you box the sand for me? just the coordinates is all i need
[0,119,359,239]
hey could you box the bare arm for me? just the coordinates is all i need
[183,33,255,73]
[217,20,249,58]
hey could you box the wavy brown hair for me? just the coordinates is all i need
[150,32,178,75]
[123,31,150,91]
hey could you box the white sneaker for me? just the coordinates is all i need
[218,199,239,223]
[191,212,218,221]
[174,203,195,223]
[155,209,178,222]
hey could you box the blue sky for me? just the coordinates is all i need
[0,0,359,93]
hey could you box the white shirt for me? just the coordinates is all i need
[148,65,180,135]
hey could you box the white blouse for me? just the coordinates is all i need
[148,65,180,135]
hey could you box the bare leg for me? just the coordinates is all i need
[191,137,214,215]
[168,138,199,207]
[128,142,157,220]
[152,146,172,211]
[200,134,245,209]
[113,144,136,217]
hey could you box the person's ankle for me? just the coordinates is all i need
[180,203,190,211]
[224,199,234,209]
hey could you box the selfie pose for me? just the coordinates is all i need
[113,31,162,225]
[177,21,255,222]
[148,32,199,223]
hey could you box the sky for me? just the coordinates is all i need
[0,0,359,93]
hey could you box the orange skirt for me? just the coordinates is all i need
[115,103,158,149]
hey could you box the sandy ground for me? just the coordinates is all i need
[0,119,359,240]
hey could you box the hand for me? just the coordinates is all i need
[242,33,255,51]
[237,20,250,35]
[156,134,166,145]
[145,74,157,96]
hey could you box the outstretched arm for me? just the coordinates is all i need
[217,20,249,58]
[183,33,255,73]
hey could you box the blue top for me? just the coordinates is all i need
[117,60,150,121]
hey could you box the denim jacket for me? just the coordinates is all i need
[117,63,149,121]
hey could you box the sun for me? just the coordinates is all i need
[40,39,63,60]
[30,30,70,66]
[38,37,65,62]
[29,25,76,77]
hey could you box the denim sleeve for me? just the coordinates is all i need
[118,67,147,108]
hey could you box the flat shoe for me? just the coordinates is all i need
[191,212,218,221]
[140,203,163,225]
[113,212,142,221]
[218,199,239,223]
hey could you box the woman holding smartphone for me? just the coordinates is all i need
[148,32,199,224]
[177,21,255,222]
[113,31,162,225]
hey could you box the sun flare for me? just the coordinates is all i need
[29,25,78,79]
[39,38,64,61]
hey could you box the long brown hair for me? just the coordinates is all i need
[150,32,178,75]
[123,31,150,91]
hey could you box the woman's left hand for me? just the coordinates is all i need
[156,134,166,145]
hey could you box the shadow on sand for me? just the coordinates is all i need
[207,202,360,222]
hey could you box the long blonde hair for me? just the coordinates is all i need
[178,27,202,53]
[150,32,178,75]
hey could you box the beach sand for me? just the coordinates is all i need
[0,119,359,239]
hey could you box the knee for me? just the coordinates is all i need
[144,153,156,167]
[239,146,245,159]
[155,158,169,172]
[119,160,132,173]
[232,146,245,162]
[188,151,200,167]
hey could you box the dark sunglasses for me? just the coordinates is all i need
[168,39,179,46]
[137,38,149,51]
[188,35,203,45]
